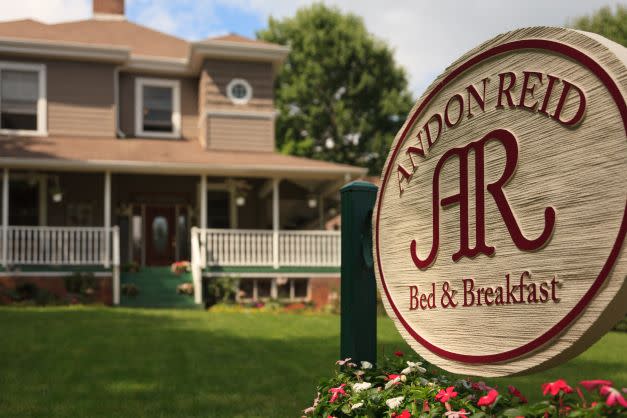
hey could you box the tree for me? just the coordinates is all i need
[570,4,627,46]
[257,4,413,174]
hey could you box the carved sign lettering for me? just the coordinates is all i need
[374,28,627,376]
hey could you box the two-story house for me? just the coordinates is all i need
[0,0,365,307]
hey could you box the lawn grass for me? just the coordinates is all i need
[0,306,624,417]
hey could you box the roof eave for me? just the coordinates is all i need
[190,40,289,73]
[0,36,130,63]
[0,157,367,180]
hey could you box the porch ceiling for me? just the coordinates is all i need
[0,135,366,180]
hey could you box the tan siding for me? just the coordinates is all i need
[201,59,274,112]
[47,61,115,137]
[118,73,198,139]
[207,116,274,152]
[0,55,116,137]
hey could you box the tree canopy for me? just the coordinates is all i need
[570,4,627,46]
[257,4,414,175]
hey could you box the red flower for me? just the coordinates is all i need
[579,380,613,392]
[394,350,404,357]
[600,385,627,407]
[422,400,430,412]
[328,384,346,403]
[391,410,411,418]
[477,389,499,407]
[386,374,401,380]
[436,386,458,403]
[508,385,527,403]
[542,379,573,396]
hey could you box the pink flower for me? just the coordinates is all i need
[391,410,411,418]
[445,409,469,418]
[422,400,430,412]
[394,350,404,357]
[579,380,613,392]
[508,385,527,403]
[471,381,493,391]
[328,384,346,403]
[600,385,627,407]
[336,358,352,366]
[477,389,499,407]
[542,379,573,396]
[436,386,458,403]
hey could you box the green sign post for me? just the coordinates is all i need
[340,181,378,364]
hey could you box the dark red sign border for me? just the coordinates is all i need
[376,39,627,363]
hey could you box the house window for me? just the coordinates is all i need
[0,62,46,135]
[237,278,310,301]
[226,78,252,105]
[135,77,180,138]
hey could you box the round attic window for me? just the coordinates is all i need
[227,78,253,104]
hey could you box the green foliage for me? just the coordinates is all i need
[204,276,238,306]
[121,283,139,297]
[570,5,627,46]
[307,353,626,417]
[64,272,97,296]
[257,3,414,174]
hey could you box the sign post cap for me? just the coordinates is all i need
[340,180,378,193]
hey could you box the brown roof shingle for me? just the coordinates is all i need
[0,135,365,179]
[0,18,189,59]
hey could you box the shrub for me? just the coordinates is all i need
[304,352,626,417]
[122,261,140,273]
[15,282,38,300]
[205,276,238,306]
[121,283,139,297]
[64,272,98,297]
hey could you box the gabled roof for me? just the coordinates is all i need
[0,18,188,59]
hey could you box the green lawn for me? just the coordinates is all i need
[0,307,624,417]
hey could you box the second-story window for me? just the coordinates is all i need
[135,77,180,138]
[0,62,47,135]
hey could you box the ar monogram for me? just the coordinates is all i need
[410,129,556,269]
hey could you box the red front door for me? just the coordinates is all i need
[145,206,175,266]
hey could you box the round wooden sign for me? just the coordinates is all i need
[374,27,627,376]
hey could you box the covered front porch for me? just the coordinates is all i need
[0,167,344,306]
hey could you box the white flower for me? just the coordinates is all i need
[303,406,314,414]
[361,361,373,369]
[351,402,364,410]
[402,360,426,375]
[353,382,372,392]
[386,396,404,409]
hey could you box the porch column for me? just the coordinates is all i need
[2,168,8,267]
[104,171,111,268]
[272,178,280,269]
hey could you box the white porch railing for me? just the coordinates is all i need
[191,228,341,268]
[191,227,340,304]
[1,226,117,266]
[0,226,121,304]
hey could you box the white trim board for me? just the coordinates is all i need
[0,61,47,136]
[134,77,181,139]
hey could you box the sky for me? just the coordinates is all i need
[0,0,624,96]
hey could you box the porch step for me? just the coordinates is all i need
[120,267,200,309]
